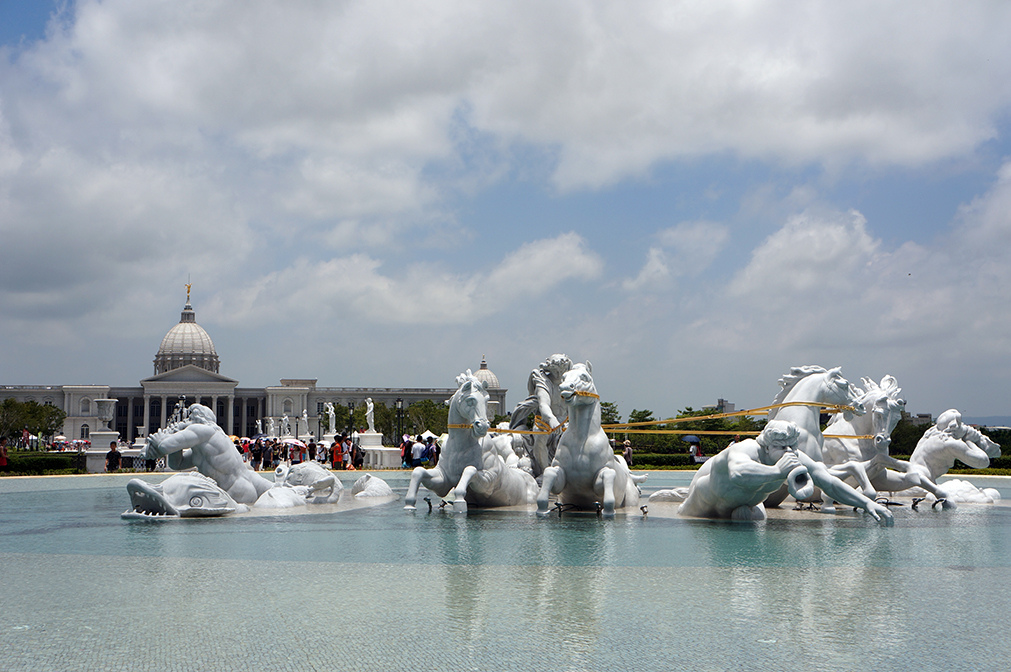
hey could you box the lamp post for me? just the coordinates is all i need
[395,398,403,441]
[347,401,355,437]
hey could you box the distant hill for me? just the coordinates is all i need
[962,416,1011,428]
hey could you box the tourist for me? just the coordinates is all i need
[411,435,426,467]
[0,437,8,472]
[262,441,273,471]
[342,436,352,469]
[428,436,440,466]
[332,436,344,470]
[106,440,121,472]
[400,435,412,468]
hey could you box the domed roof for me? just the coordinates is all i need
[473,355,500,389]
[154,300,220,374]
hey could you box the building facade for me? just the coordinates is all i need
[2,297,506,444]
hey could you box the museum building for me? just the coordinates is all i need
[2,296,507,444]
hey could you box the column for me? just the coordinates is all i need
[160,395,168,428]
[143,395,151,436]
[227,395,235,436]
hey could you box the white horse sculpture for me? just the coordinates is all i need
[823,375,905,465]
[404,370,537,513]
[821,377,963,506]
[763,366,869,507]
[536,362,646,517]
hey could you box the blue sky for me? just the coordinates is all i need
[3,1,1011,422]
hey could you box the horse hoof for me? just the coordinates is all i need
[404,505,416,511]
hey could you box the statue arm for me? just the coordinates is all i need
[147,424,214,457]
[800,453,891,522]
[725,448,788,491]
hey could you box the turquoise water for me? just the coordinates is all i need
[2,472,1009,671]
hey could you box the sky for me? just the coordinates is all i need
[2,1,1011,422]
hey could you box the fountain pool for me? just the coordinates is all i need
[2,471,1009,671]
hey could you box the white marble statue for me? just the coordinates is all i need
[762,366,872,508]
[365,398,375,433]
[142,404,274,505]
[678,420,893,524]
[821,375,910,509]
[535,362,647,517]
[907,409,1001,502]
[123,472,241,519]
[267,417,275,437]
[281,414,291,436]
[301,409,309,436]
[352,473,395,498]
[324,402,336,433]
[274,461,343,504]
[509,354,573,476]
[405,370,537,512]
[256,419,263,435]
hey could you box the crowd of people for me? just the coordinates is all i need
[240,434,366,472]
[399,434,440,468]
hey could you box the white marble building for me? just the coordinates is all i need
[1,297,507,444]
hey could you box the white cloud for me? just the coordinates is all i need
[208,232,602,326]
[623,220,728,290]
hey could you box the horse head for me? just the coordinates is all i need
[823,367,866,416]
[559,361,598,406]
[447,369,490,438]
[858,375,905,435]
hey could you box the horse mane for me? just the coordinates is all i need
[771,366,828,406]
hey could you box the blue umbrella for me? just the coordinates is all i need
[681,435,700,443]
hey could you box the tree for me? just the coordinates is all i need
[0,399,67,444]
[407,399,448,436]
[600,401,621,425]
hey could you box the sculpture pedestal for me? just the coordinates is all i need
[85,430,121,473]
[359,432,399,469]
[323,433,337,447]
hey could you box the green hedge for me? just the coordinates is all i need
[623,452,698,468]
[3,451,78,475]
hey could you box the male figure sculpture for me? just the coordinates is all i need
[142,404,273,505]
[909,409,1001,482]
[509,354,573,476]
[679,420,893,524]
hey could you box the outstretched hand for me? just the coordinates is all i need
[864,499,895,526]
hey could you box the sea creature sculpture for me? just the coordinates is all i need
[536,362,646,517]
[352,473,395,498]
[405,370,537,513]
[122,472,241,519]
[274,461,343,504]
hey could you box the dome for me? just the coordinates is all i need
[153,300,220,374]
[473,355,500,389]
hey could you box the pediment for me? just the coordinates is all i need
[141,365,238,385]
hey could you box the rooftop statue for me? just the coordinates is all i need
[405,370,536,512]
[536,362,646,517]
[678,420,893,524]
[142,404,273,505]
[123,472,240,519]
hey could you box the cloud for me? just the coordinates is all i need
[208,231,603,326]
[623,221,728,290]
